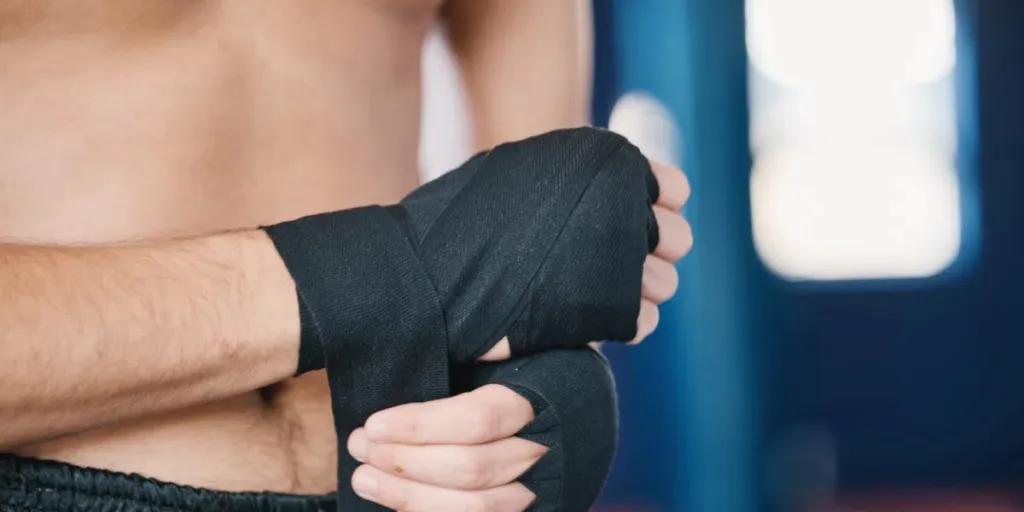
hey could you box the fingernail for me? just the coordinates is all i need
[347,433,368,463]
[352,473,378,499]
[365,419,388,441]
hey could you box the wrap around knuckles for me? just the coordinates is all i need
[264,127,658,511]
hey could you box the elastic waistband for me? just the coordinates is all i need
[0,454,335,511]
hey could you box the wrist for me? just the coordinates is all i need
[234,229,303,379]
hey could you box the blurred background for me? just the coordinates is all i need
[420,0,1023,510]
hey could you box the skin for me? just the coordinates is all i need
[0,0,692,509]
[348,162,691,510]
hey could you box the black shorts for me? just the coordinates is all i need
[0,454,336,511]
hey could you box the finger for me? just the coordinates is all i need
[628,299,660,345]
[641,255,679,304]
[352,465,537,512]
[364,384,534,445]
[350,429,547,490]
[478,337,511,362]
[653,206,694,261]
[650,160,690,210]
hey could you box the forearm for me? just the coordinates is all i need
[443,0,594,151]
[0,230,299,449]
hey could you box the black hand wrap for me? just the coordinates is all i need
[264,127,656,511]
[392,127,659,359]
[455,348,619,512]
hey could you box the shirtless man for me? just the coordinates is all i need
[0,1,692,511]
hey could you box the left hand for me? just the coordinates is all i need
[347,384,544,512]
[478,159,693,361]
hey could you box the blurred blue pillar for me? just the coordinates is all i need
[609,1,767,511]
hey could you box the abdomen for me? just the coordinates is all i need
[2,0,431,494]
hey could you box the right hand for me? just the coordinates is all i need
[479,159,692,362]
[348,346,620,512]
[346,384,541,512]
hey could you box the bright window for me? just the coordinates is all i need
[747,0,962,281]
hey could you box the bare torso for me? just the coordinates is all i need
[2,0,441,495]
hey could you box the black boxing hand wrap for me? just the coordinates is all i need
[395,128,659,360]
[266,207,451,511]
[455,349,619,512]
[263,127,655,511]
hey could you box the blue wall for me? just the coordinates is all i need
[792,0,1024,488]
[595,0,1024,510]
[594,1,779,511]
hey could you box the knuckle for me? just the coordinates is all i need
[396,406,423,439]
[682,220,694,249]
[653,277,676,303]
[465,403,500,442]
[453,450,492,489]
[666,266,680,295]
